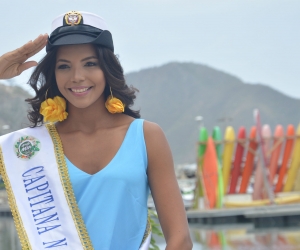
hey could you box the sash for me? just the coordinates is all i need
[0,124,151,250]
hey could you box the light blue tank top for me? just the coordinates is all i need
[65,119,149,250]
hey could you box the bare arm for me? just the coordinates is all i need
[144,121,193,250]
[0,34,48,80]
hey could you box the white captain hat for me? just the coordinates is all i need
[46,11,114,52]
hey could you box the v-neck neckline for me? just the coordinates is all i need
[55,119,137,177]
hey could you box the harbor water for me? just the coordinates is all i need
[2,216,300,250]
[2,169,300,249]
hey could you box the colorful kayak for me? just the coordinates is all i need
[212,126,224,208]
[293,151,300,191]
[253,111,275,202]
[275,125,295,192]
[194,127,208,209]
[229,126,246,194]
[208,231,221,249]
[253,123,271,200]
[284,123,300,192]
[202,137,219,209]
[222,126,235,193]
[224,194,300,208]
[239,126,257,193]
[269,125,284,184]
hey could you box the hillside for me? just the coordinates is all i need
[1,62,300,164]
[127,62,300,164]
[0,83,31,135]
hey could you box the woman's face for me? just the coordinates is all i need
[55,44,106,109]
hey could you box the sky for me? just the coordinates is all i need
[0,0,299,98]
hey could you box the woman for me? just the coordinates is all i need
[0,11,192,250]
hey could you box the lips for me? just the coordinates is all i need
[69,87,92,93]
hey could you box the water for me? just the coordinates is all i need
[2,216,300,250]
[189,225,300,249]
[155,224,300,250]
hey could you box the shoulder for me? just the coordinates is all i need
[0,126,42,145]
[143,120,165,141]
[142,120,170,156]
[0,126,39,138]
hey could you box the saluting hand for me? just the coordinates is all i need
[0,34,48,80]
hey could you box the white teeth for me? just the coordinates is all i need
[71,87,89,93]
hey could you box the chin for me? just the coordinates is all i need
[74,105,92,109]
[68,99,103,110]
[72,103,95,109]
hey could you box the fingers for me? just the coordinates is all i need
[7,34,48,62]
[26,36,48,58]
[17,61,38,75]
[1,34,47,65]
[0,34,48,79]
[18,34,48,58]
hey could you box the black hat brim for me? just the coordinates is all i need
[46,27,114,52]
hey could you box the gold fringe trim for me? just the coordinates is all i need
[46,124,94,249]
[0,146,32,249]
[140,216,152,247]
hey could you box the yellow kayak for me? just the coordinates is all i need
[222,126,235,193]
[224,194,300,208]
[284,123,300,192]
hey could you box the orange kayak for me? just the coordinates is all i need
[269,125,284,184]
[275,125,294,192]
[202,137,218,208]
[229,127,246,194]
[239,126,257,193]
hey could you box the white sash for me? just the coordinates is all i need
[0,125,93,249]
[0,124,151,250]
[140,233,151,250]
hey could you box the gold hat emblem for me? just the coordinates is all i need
[65,11,82,26]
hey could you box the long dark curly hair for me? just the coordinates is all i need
[26,45,140,127]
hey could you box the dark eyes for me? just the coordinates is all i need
[56,61,98,70]
[57,64,69,70]
[85,62,98,67]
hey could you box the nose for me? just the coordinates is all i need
[70,66,85,83]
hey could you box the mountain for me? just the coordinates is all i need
[0,83,31,135]
[127,62,300,164]
[1,62,300,164]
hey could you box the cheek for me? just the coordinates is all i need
[88,70,106,88]
[55,72,67,92]
[95,71,106,85]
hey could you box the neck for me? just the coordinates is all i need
[57,99,115,133]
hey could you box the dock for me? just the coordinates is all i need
[0,190,10,216]
[187,203,300,228]
[0,204,11,216]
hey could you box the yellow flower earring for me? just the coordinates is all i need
[105,86,125,114]
[39,88,68,122]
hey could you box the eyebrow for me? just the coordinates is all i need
[56,56,98,63]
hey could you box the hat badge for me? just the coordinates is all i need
[65,11,82,26]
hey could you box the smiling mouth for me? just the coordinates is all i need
[69,87,92,93]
